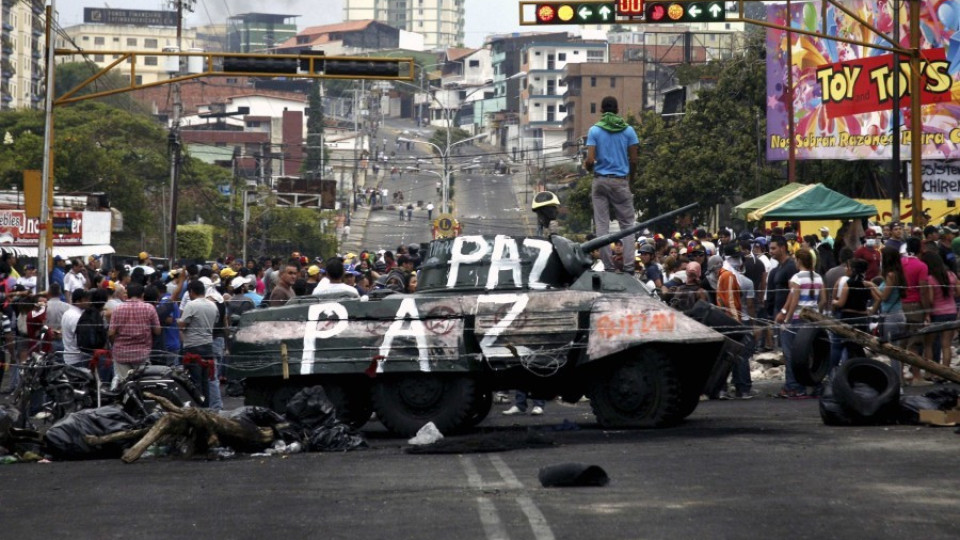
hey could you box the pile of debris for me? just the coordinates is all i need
[0,386,366,463]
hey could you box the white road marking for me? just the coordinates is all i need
[488,455,523,489]
[488,455,556,540]
[460,455,484,489]
[516,496,556,540]
[477,497,511,540]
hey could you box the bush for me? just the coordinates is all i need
[177,224,215,260]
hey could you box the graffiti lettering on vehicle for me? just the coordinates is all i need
[595,311,676,339]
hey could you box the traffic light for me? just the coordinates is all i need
[532,2,617,25]
[644,1,725,23]
[324,59,400,78]
[222,56,298,74]
[219,53,405,79]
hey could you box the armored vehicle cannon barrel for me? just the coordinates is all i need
[579,202,699,254]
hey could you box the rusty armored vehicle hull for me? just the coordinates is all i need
[230,206,726,437]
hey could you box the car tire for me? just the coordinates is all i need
[587,349,682,428]
[371,374,476,437]
[790,324,832,387]
[832,357,900,419]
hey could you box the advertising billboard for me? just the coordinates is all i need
[766,1,960,161]
[0,210,84,246]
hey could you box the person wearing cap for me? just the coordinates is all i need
[16,264,37,295]
[220,266,238,283]
[854,229,882,281]
[937,223,958,272]
[226,276,256,321]
[304,265,322,295]
[85,254,103,285]
[638,243,662,289]
[818,226,834,248]
[50,255,66,292]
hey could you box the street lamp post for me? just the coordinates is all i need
[398,132,489,215]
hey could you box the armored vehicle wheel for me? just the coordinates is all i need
[588,351,682,428]
[465,389,493,427]
[323,379,374,430]
[372,374,476,437]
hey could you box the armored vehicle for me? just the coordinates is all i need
[229,205,727,437]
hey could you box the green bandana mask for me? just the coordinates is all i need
[594,112,628,133]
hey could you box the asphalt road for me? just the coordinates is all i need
[3,380,959,539]
[359,120,532,251]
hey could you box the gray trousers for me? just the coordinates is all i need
[591,176,636,273]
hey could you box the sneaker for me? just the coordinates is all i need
[530,406,544,416]
[502,405,525,416]
[718,391,734,400]
[788,392,815,400]
[736,389,758,400]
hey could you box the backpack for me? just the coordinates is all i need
[670,284,701,312]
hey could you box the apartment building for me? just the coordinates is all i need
[59,9,198,86]
[0,0,45,110]
[561,62,644,154]
[226,13,297,53]
[343,0,464,50]
[520,41,607,158]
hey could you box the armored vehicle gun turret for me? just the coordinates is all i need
[229,204,727,437]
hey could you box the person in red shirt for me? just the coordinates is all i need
[108,283,161,385]
[853,230,882,281]
[900,237,931,384]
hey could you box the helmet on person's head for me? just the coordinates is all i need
[531,191,560,210]
[638,243,656,255]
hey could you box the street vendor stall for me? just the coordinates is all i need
[732,183,877,222]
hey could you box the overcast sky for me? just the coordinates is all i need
[58,0,533,47]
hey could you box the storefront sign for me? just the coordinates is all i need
[83,8,178,27]
[0,210,83,246]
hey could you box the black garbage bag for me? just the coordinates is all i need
[43,406,138,460]
[0,405,19,446]
[305,422,368,452]
[899,395,943,425]
[923,388,960,410]
[285,386,337,429]
[218,406,292,452]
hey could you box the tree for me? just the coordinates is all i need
[302,80,326,179]
[55,62,152,116]
[428,127,472,153]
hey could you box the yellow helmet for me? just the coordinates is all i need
[531,191,560,211]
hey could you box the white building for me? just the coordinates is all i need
[343,0,465,50]
[521,41,607,159]
[59,20,198,86]
[1,0,46,110]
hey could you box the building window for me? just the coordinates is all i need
[558,53,566,61]
[144,57,158,66]
[610,77,616,88]
[94,37,105,45]
[135,75,142,85]
[558,105,566,112]
[590,77,596,87]
[144,39,158,49]
[573,50,579,55]
[82,36,89,41]
[468,59,479,67]
[93,54,104,62]
[127,38,137,46]
[587,50,604,62]
[590,103,596,114]
[113,37,120,42]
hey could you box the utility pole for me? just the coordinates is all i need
[167,0,194,263]
[38,1,57,292]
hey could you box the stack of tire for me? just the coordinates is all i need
[791,325,900,426]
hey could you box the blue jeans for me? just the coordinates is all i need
[731,333,755,393]
[514,391,544,412]
[780,321,806,392]
[182,344,222,411]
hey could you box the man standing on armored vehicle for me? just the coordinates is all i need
[584,96,640,275]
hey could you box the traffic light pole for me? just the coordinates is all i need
[38,1,56,293]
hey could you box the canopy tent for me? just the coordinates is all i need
[732,183,877,221]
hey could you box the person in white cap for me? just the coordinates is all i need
[819,226,834,248]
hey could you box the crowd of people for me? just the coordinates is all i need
[2,213,957,418]
[611,217,960,400]
[0,245,424,413]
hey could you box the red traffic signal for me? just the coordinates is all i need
[536,4,557,22]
